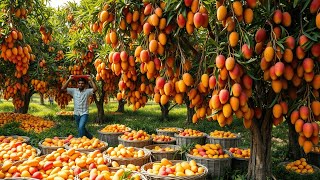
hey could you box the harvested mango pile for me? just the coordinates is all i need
[0,141,38,164]
[0,148,143,179]
[0,136,27,143]
[145,158,206,177]
[0,112,55,133]
[56,111,73,116]
[285,158,315,174]
[209,130,237,138]
[100,124,131,133]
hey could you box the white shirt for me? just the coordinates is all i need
[67,88,94,116]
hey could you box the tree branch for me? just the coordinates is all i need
[168,103,178,111]
[92,93,98,104]
[180,37,198,55]
[207,24,215,40]
[100,81,106,104]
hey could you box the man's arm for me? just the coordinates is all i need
[61,75,73,92]
[88,76,98,93]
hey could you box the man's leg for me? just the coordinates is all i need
[79,114,92,138]
[74,115,80,137]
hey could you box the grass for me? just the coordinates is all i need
[0,94,319,178]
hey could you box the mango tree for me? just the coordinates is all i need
[0,0,60,113]
[50,1,122,123]
[88,0,214,123]
[202,0,319,178]
[89,0,320,179]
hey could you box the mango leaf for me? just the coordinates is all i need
[287,99,304,115]
[214,69,219,80]
[207,110,219,118]
[266,0,271,14]
[120,170,132,179]
[243,33,251,45]
[304,41,313,51]
[238,58,258,65]
[165,0,172,11]
[175,1,182,11]
[303,31,318,42]
[301,0,311,12]
[246,69,261,81]
[209,39,219,47]
[202,1,212,5]
[305,27,317,33]
[280,26,287,39]
[277,37,285,44]
[268,93,280,108]
[313,31,320,38]
[234,53,241,58]
[182,8,187,17]
[276,41,285,50]
[293,0,299,8]
[173,28,181,37]
[166,12,174,25]
[206,51,217,56]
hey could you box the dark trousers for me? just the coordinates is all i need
[74,114,92,139]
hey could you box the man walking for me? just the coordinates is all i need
[49,96,54,105]
[61,75,97,138]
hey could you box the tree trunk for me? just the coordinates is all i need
[287,119,303,159]
[116,100,125,113]
[92,85,106,124]
[185,99,195,124]
[14,92,33,114]
[40,93,44,105]
[160,102,170,121]
[95,99,105,124]
[247,109,273,180]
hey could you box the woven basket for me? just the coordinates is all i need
[65,141,108,153]
[118,136,153,148]
[98,128,131,147]
[4,135,30,143]
[309,147,320,167]
[144,144,182,162]
[156,127,184,137]
[124,171,148,180]
[278,162,320,175]
[4,178,39,180]
[141,160,208,180]
[108,167,147,179]
[206,135,241,149]
[35,148,41,157]
[186,151,232,179]
[38,137,68,155]
[153,137,176,145]
[108,166,141,172]
[104,148,151,166]
[174,133,207,147]
[231,157,249,171]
